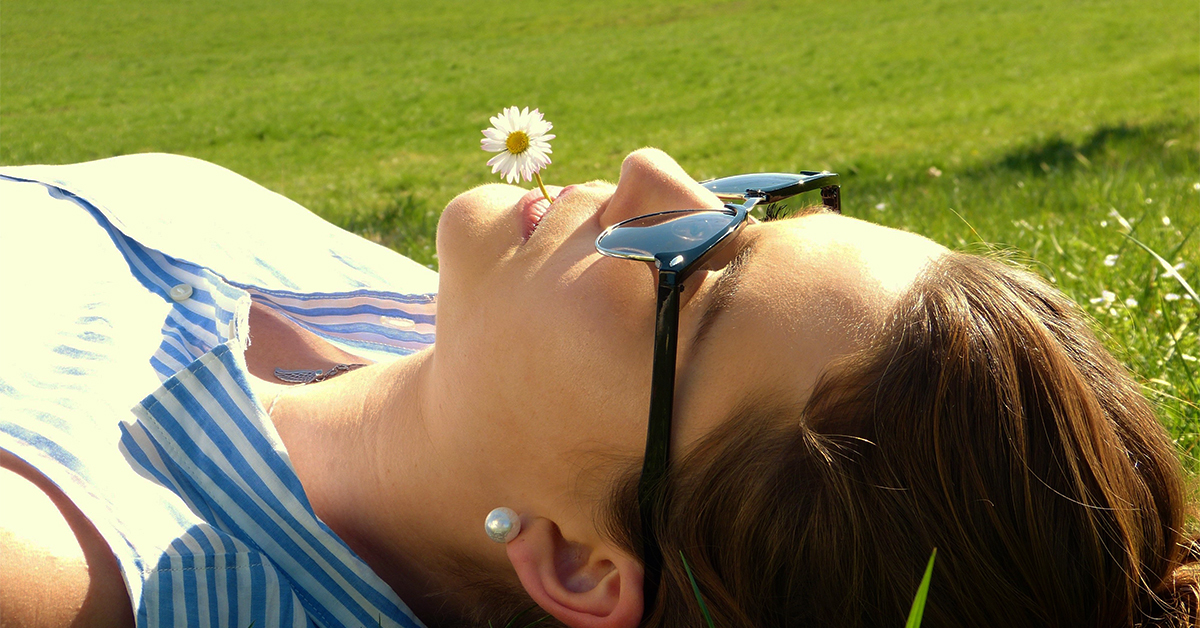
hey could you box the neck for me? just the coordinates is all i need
[254,350,503,624]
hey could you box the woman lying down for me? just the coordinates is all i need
[1,147,1195,627]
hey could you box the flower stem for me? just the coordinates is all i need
[534,172,554,204]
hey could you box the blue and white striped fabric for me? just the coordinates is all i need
[0,154,439,627]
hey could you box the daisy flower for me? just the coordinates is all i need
[481,106,556,201]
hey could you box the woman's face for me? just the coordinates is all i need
[432,148,945,502]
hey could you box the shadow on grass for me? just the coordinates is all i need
[843,119,1198,191]
[989,121,1198,176]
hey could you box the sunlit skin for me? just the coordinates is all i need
[0,148,947,628]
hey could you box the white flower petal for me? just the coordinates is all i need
[529,117,552,136]
[508,107,525,126]
[510,158,527,181]
[486,152,510,173]
[507,107,525,128]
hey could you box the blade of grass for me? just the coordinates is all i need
[905,548,938,628]
[680,551,715,628]
[1123,232,1199,302]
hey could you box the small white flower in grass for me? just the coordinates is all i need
[1164,293,1181,302]
[1163,216,1172,226]
[1104,254,1119,267]
[481,106,556,201]
[1125,297,1138,308]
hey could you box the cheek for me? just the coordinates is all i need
[534,261,655,378]
[500,259,658,438]
[551,254,658,347]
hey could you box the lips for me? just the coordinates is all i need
[518,185,571,242]
[519,190,551,241]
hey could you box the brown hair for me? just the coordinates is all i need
[602,252,1198,626]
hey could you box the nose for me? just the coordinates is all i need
[598,148,724,230]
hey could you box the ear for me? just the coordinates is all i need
[506,517,643,628]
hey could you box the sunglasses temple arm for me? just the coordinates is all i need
[732,185,841,214]
[638,269,679,610]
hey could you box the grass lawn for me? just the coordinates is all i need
[3,0,1198,450]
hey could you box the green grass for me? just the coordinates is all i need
[3,0,1197,442]
[905,549,937,628]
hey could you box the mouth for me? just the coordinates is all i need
[518,185,570,242]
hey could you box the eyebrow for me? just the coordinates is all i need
[691,239,758,352]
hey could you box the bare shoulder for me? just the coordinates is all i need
[0,451,134,628]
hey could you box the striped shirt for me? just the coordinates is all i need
[0,154,439,627]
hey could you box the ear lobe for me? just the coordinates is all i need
[506,517,643,628]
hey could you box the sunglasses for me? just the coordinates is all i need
[594,171,841,608]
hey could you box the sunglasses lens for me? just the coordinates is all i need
[598,210,736,260]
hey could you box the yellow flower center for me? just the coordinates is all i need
[506,131,530,154]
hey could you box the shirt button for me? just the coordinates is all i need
[169,284,193,301]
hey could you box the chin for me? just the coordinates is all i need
[438,183,520,256]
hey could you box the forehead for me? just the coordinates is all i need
[673,213,945,448]
[750,213,946,315]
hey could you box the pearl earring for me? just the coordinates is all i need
[485,507,521,543]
